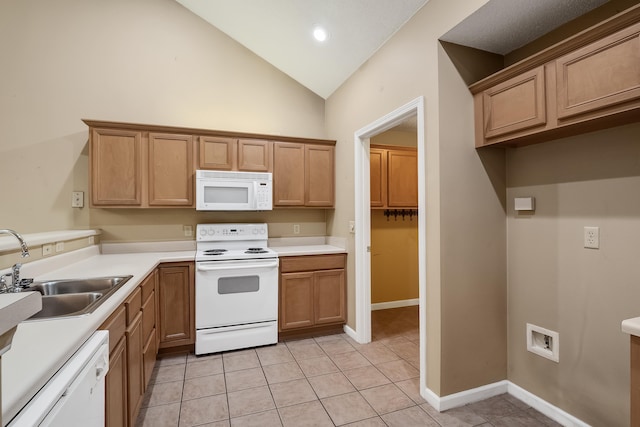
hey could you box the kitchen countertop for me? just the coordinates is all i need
[1,246,194,425]
[272,245,346,256]
[622,317,640,337]
[2,239,346,424]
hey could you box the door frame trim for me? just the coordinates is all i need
[352,95,426,393]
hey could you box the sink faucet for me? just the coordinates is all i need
[0,229,31,293]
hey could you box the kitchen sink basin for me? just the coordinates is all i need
[25,276,132,296]
[24,275,133,321]
[29,293,104,320]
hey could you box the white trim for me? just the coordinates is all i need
[508,382,591,427]
[421,380,590,426]
[343,325,358,342]
[354,96,427,404]
[371,298,419,311]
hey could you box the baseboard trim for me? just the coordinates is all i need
[422,380,508,412]
[421,380,590,426]
[343,325,359,342]
[371,298,419,311]
[507,382,591,427]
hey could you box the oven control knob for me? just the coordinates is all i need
[199,228,207,236]
[208,229,215,235]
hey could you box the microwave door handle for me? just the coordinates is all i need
[253,181,259,209]
[197,261,279,271]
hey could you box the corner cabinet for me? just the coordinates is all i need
[273,142,335,208]
[471,6,640,148]
[279,253,346,338]
[370,145,417,209]
[157,262,195,349]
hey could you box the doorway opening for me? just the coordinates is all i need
[352,96,426,396]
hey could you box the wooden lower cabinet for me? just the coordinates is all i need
[279,254,346,337]
[126,312,144,427]
[101,304,129,427]
[101,270,159,427]
[158,262,195,349]
[631,335,640,426]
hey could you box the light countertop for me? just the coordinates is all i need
[272,245,346,256]
[1,247,194,424]
[2,238,346,424]
[622,317,640,337]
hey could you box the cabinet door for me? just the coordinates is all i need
[126,312,144,427]
[305,145,334,207]
[273,142,305,206]
[91,128,142,206]
[199,136,236,170]
[369,148,387,207]
[105,337,127,427]
[143,329,158,390]
[387,150,418,208]
[556,23,640,119]
[482,67,547,139]
[158,263,195,348]
[280,272,314,330]
[238,139,271,172]
[148,133,194,206]
[314,269,346,325]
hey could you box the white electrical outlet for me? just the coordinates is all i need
[584,226,600,249]
[42,244,54,257]
[293,224,300,234]
[88,236,95,245]
[183,225,193,237]
[55,242,65,252]
[71,191,84,208]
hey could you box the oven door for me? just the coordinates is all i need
[196,179,257,211]
[195,258,279,329]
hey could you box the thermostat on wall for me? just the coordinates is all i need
[514,197,535,211]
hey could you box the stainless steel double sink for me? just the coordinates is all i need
[24,276,132,320]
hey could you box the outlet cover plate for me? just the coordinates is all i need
[526,323,559,363]
[584,226,599,249]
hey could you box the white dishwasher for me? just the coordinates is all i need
[8,331,109,427]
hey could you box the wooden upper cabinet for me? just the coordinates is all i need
[273,142,335,208]
[482,67,546,139]
[90,128,142,206]
[148,133,194,206]
[370,145,417,209]
[387,149,417,208]
[305,144,334,207]
[199,136,235,170]
[369,148,387,207]
[198,137,271,172]
[556,22,640,120]
[273,142,306,206]
[238,139,271,172]
[470,6,640,148]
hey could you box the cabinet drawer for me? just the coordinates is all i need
[125,286,142,326]
[280,254,345,273]
[142,291,156,340]
[140,271,156,301]
[100,305,126,354]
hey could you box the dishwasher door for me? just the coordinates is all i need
[8,331,109,427]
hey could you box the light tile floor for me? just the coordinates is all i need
[137,307,560,426]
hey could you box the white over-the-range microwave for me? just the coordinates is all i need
[196,170,273,211]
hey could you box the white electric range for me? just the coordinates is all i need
[195,223,279,355]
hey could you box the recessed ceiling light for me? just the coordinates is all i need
[313,26,329,42]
